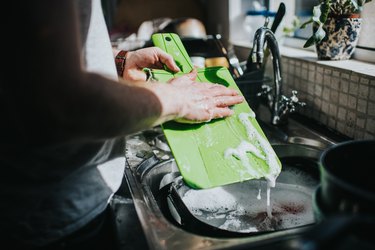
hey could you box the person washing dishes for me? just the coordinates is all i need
[0,0,243,249]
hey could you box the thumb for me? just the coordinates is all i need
[157,49,181,73]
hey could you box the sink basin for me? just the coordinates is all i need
[145,143,321,235]
[256,104,338,150]
[124,138,326,249]
[122,112,346,249]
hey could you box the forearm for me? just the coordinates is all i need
[2,0,166,145]
[43,73,164,142]
[2,0,242,146]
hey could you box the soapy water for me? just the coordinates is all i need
[224,112,282,218]
[225,112,281,188]
[181,167,318,233]
[164,110,318,233]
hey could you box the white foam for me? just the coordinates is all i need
[224,112,281,217]
[257,188,261,200]
[224,140,266,178]
[181,167,316,233]
[183,187,238,213]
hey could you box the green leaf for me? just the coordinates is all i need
[314,25,326,42]
[303,36,316,48]
[303,25,326,48]
[312,4,322,21]
[319,0,331,23]
[300,18,313,29]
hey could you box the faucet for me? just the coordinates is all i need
[248,18,305,125]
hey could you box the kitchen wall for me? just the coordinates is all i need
[108,0,375,140]
[280,56,375,140]
[210,0,375,140]
[111,0,207,35]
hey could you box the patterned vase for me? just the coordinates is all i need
[315,17,362,60]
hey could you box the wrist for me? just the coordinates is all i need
[115,50,128,77]
[147,83,181,124]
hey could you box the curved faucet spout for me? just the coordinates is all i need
[249,25,305,125]
[251,27,283,125]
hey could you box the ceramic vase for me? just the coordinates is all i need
[315,17,362,60]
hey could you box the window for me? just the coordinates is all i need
[352,1,375,63]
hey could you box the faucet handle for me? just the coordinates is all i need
[283,90,306,112]
[290,90,306,107]
[274,90,306,125]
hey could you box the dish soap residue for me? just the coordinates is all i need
[224,112,281,217]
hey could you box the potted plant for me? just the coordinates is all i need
[301,0,372,60]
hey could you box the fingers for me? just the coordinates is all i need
[175,86,244,124]
[168,70,197,84]
[214,95,244,107]
[176,107,235,124]
[212,107,235,119]
[153,66,245,124]
[203,94,243,121]
[208,83,242,96]
[200,107,235,122]
[155,48,181,73]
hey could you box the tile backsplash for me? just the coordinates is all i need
[277,56,375,140]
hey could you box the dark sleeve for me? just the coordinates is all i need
[0,0,162,145]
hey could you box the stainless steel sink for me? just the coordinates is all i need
[156,144,320,235]
[122,109,348,249]
[257,104,340,148]
[124,149,320,249]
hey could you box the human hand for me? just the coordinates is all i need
[151,69,244,124]
[123,47,180,81]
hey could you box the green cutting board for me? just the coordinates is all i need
[150,33,281,189]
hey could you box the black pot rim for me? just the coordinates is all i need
[312,186,323,218]
[319,139,375,202]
